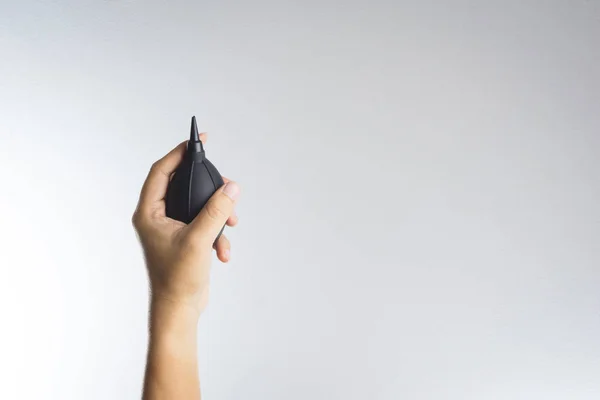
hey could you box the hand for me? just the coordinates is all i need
[132,134,241,316]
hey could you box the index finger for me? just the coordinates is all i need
[137,141,186,214]
[137,134,207,214]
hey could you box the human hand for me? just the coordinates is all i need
[132,134,240,316]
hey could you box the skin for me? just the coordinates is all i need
[132,133,240,400]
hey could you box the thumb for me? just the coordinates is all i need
[187,181,240,244]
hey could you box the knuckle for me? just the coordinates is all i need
[150,161,161,174]
[150,159,169,177]
[205,201,227,221]
[131,210,142,229]
[131,207,150,230]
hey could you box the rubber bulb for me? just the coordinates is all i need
[165,116,225,240]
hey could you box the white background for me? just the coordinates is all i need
[1,1,599,399]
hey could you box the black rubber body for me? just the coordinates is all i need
[165,116,225,241]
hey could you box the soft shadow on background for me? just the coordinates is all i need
[0,1,599,399]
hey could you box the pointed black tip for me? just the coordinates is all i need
[190,116,199,142]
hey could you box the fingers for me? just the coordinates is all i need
[187,181,241,245]
[137,141,186,214]
[136,134,207,216]
[213,234,231,262]
[221,176,238,226]
[227,209,238,227]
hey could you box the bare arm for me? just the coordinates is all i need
[143,299,201,400]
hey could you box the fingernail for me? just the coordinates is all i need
[222,181,240,200]
[225,249,231,260]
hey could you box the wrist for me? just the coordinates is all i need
[148,276,209,317]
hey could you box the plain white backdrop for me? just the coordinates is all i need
[1,1,599,399]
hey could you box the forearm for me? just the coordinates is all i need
[143,297,201,400]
